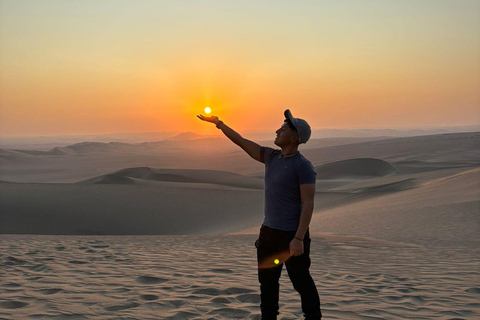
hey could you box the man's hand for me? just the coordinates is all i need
[197,114,219,124]
[196,114,262,162]
[289,238,304,256]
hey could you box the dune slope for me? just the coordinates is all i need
[309,167,480,247]
[315,158,397,179]
[79,167,264,189]
[0,183,264,235]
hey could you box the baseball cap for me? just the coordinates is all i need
[284,109,311,144]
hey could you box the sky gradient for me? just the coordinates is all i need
[1,0,479,137]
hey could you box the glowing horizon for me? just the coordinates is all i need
[1,0,479,137]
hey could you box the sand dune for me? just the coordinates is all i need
[304,131,480,170]
[315,158,398,179]
[0,132,478,183]
[0,149,37,161]
[92,174,136,185]
[330,177,418,193]
[309,167,480,247]
[233,166,479,247]
[80,167,264,189]
[58,142,154,154]
[0,182,264,235]
[1,132,478,240]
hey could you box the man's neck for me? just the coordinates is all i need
[281,145,299,157]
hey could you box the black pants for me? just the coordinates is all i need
[256,225,322,320]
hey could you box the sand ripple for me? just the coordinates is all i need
[1,235,479,319]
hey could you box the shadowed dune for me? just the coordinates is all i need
[0,142,152,158]
[92,174,136,185]
[0,182,264,235]
[79,167,264,189]
[330,177,418,193]
[58,142,153,154]
[0,167,267,235]
[315,158,398,179]
[312,158,404,191]
[9,148,67,156]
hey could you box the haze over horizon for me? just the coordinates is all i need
[1,0,479,137]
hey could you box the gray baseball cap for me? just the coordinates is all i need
[284,109,311,144]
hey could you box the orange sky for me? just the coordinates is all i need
[1,0,479,137]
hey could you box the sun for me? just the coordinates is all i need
[204,107,211,114]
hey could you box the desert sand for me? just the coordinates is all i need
[1,131,479,319]
[2,234,479,320]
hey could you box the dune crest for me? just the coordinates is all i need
[93,174,135,185]
[79,167,264,189]
[331,178,418,193]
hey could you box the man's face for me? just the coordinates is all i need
[274,122,298,147]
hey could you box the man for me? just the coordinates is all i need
[197,109,322,320]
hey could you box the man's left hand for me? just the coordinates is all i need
[289,238,304,256]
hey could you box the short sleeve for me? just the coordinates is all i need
[298,161,316,185]
[260,147,275,164]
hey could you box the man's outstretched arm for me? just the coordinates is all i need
[197,114,262,162]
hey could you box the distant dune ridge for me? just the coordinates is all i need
[0,131,479,244]
[1,125,478,150]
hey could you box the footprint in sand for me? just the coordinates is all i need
[466,287,480,294]
[39,288,63,295]
[0,300,29,309]
[91,245,110,249]
[222,287,255,295]
[356,287,380,294]
[3,283,21,288]
[136,276,168,285]
[28,264,51,272]
[140,294,159,301]
[4,257,28,265]
[211,297,232,304]
[396,287,419,293]
[192,288,223,296]
[208,268,234,274]
[104,302,139,311]
[26,250,42,255]
[410,295,426,305]
[236,293,260,303]
[207,307,251,318]
[68,260,89,264]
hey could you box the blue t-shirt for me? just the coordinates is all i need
[260,147,316,231]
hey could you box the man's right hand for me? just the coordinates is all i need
[197,114,219,125]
